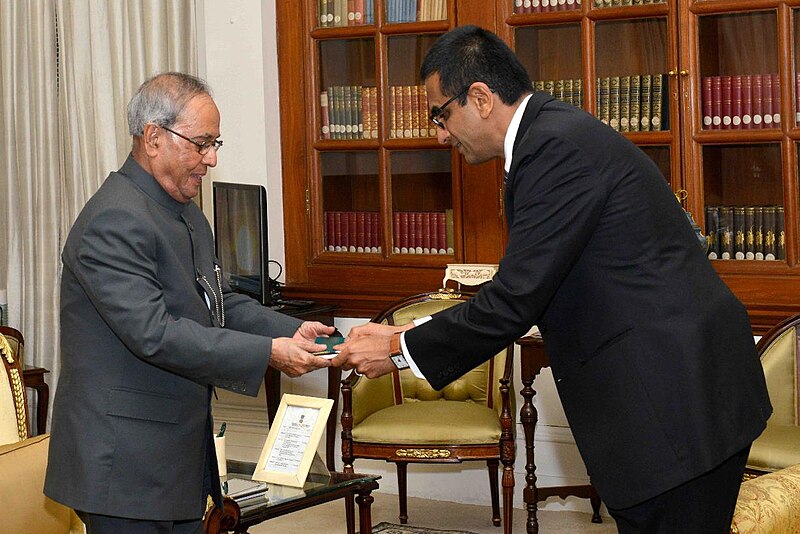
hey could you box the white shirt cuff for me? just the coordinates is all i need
[401,316,432,379]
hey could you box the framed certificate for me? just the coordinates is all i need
[252,394,333,487]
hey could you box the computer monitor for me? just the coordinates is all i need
[212,182,272,306]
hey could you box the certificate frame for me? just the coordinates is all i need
[252,394,333,487]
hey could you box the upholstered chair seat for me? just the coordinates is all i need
[730,462,800,533]
[0,329,28,444]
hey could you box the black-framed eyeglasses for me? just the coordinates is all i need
[429,85,471,129]
[161,125,223,155]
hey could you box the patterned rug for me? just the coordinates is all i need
[373,523,478,534]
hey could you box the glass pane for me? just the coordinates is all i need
[516,25,583,107]
[595,19,669,132]
[702,144,784,262]
[513,0,580,14]
[387,0,446,22]
[698,12,779,130]
[387,34,442,139]
[318,39,376,140]
[318,0,374,28]
[639,146,670,182]
[390,150,453,255]
[321,152,381,253]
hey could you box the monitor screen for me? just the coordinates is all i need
[212,182,271,306]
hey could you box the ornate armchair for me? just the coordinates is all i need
[0,328,28,444]
[340,290,515,532]
[747,314,800,475]
[731,462,800,533]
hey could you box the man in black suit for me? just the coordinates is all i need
[333,26,772,532]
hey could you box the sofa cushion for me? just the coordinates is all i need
[0,434,83,533]
[731,462,800,533]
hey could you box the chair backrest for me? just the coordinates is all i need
[365,291,510,418]
[756,315,800,426]
[0,326,24,367]
[0,331,29,444]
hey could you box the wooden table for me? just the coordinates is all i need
[263,304,340,471]
[22,365,49,436]
[204,460,380,534]
[516,335,602,534]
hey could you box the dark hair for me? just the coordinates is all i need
[127,72,212,136]
[420,25,532,106]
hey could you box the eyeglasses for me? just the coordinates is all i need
[429,85,471,129]
[161,125,223,155]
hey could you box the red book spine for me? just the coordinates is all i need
[348,211,357,252]
[356,211,366,252]
[742,75,753,129]
[438,212,447,254]
[762,74,773,128]
[421,212,431,254]
[373,212,381,252]
[702,77,713,130]
[400,212,409,253]
[752,75,763,129]
[416,212,425,253]
[408,212,418,253]
[721,75,732,129]
[430,212,440,253]
[326,211,334,251]
[731,75,742,129]
[354,0,364,25]
[771,73,781,127]
[334,211,343,252]
[711,76,722,129]
[392,212,400,253]
[364,211,373,252]
[796,74,800,125]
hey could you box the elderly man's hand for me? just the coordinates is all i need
[293,321,335,343]
[270,337,331,377]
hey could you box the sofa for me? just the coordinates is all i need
[0,433,84,533]
[731,463,800,533]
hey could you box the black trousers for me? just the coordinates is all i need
[77,511,204,534]
[607,445,750,534]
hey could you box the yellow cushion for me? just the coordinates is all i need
[0,434,84,533]
[747,424,800,472]
[731,463,800,534]
[353,401,501,445]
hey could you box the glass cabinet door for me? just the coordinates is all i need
[697,12,780,131]
[515,24,583,109]
[321,152,381,254]
[318,39,377,141]
[702,144,784,262]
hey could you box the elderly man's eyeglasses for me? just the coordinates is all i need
[429,85,471,129]
[162,126,223,155]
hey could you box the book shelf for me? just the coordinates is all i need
[277,0,800,329]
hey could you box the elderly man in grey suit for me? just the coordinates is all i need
[45,72,332,534]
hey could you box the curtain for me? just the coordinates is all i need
[0,0,196,428]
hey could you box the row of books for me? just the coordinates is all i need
[513,0,581,13]
[533,79,583,108]
[320,86,379,140]
[318,0,373,27]
[389,85,437,139]
[385,0,447,23]
[324,211,455,254]
[596,74,669,132]
[701,74,781,130]
[705,205,785,261]
[392,211,455,254]
[325,211,382,253]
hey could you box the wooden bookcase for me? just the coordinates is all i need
[277,0,800,330]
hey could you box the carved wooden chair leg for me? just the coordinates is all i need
[397,461,409,524]
[487,458,501,526]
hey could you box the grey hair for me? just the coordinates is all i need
[127,72,212,136]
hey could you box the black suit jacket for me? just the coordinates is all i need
[406,93,772,508]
